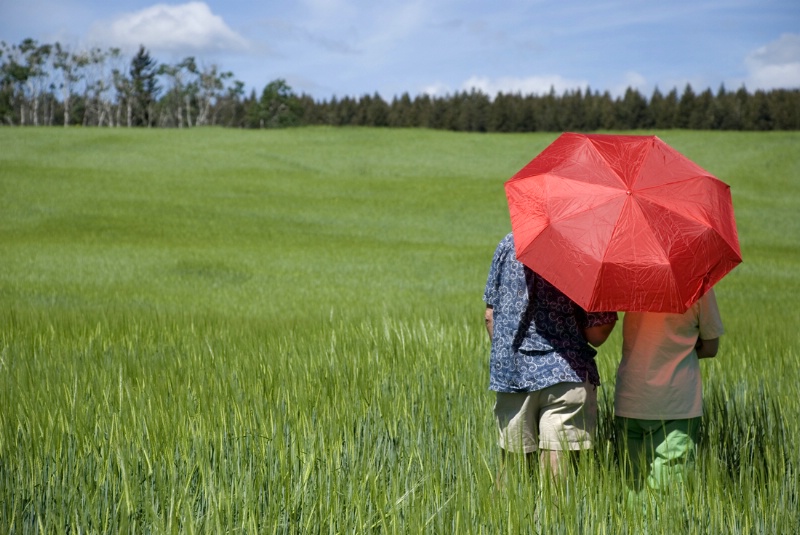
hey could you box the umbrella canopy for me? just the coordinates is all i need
[505,132,742,313]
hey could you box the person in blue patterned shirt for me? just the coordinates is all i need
[483,232,617,480]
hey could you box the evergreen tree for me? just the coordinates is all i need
[517,95,538,132]
[617,87,648,129]
[714,85,742,130]
[747,90,773,131]
[388,92,414,127]
[443,91,463,131]
[296,93,323,125]
[733,86,750,129]
[365,92,389,126]
[649,87,666,128]
[336,96,358,126]
[582,89,604,131]
[537,87,560,132]
[243,89,260,128]
[561,88,587,131]
[488,92,516,132]
[768,89,800,130]
[662,88,680,129]
[595,91,616,130]
[129,45,160,126]
[676,84,696,129]
[412,94,433,128]
[689,88,715,129]
[428,95,450,130]
[458,89,490,132]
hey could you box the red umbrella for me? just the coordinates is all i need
[505,132,742,313]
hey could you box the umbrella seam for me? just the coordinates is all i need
[590,194,633,310]
[586,134,648,190]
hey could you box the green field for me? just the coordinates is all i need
[1,127,799,533]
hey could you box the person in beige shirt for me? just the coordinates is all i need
[614,288,725,493]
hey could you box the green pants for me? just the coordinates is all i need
[614,416,701,493]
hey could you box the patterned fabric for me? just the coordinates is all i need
[483,233,618,393]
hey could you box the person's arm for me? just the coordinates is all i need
[484,306,494,339]
[584,320,616,347]
[696,337,719,359]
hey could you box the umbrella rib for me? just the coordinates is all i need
[638,198,689,301]
[590,196,633,303]
[634,170,732,200]
[636,174,712,191]
[585,138,637,189]
[635,185,722,229]
[632,176,728,231]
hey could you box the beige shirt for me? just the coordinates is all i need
[614,289,725,420]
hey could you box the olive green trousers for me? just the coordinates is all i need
[614,416,701,493]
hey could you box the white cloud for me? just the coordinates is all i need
[609,71,648,98]
[461,75,590,97]
[89,2,249,54]
[744,33,800,90]
[422,72,654,101]
[420,82,451,97]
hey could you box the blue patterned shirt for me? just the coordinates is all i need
[483,233,618,393]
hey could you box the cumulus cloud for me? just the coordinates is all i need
[420,82,452,97]
[89,2,249,54]
[422,72,654,100]
[745,33,800,90]
[610,72,648,97]
[462,75,590,97]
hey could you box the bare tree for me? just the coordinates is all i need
[53,43,90,126]
[196,63,233,126]
[112,67,134,127]
[158,57,197,127]
[23,40,52,126]
[82,47,119,126]
[1,39,52,125]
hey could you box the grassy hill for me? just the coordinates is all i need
[1,127,798,532]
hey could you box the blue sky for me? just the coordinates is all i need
[2,0,799,100]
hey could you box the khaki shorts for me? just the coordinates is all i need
[494,382,597,453]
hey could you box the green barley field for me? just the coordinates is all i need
[1,127,798,533]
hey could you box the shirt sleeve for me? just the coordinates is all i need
[585,310,618,327]
[698,288,725,340]
[483,237,509,307]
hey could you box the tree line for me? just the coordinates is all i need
[2,38,799,131]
